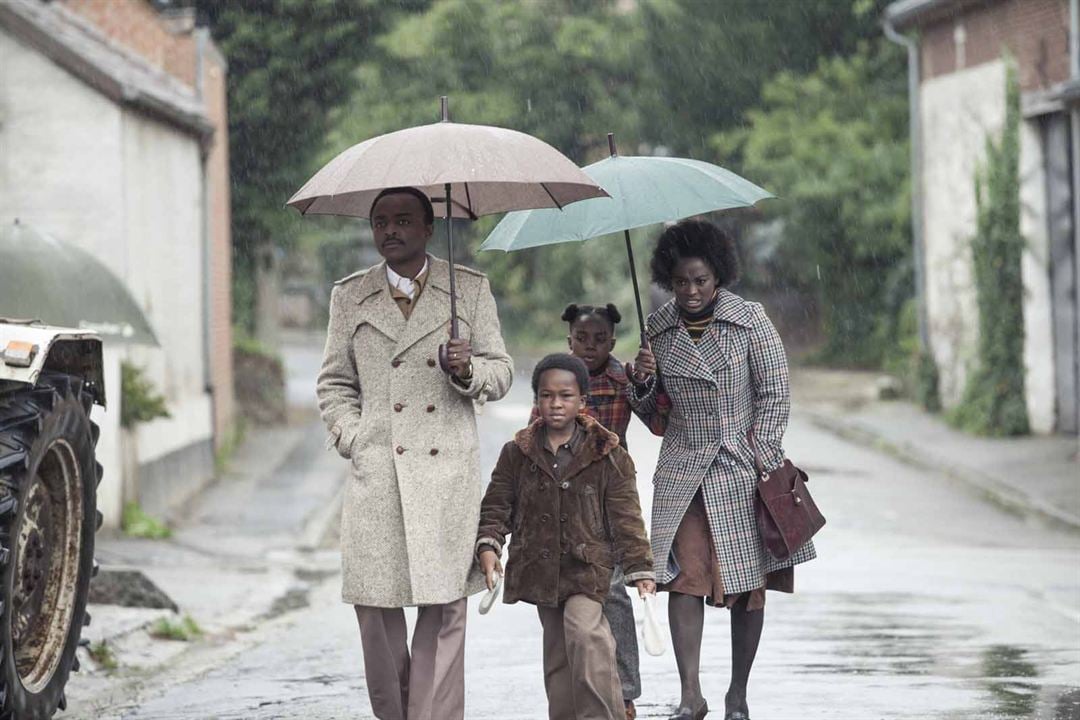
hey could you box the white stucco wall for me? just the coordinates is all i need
[920,58,1060,432]
[91,347,124,528]
[1019,120,1057,434]
[920,61,1007,407]
[0,28,214,522]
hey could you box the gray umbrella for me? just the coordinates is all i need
[0,220,158,346]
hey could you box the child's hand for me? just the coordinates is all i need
[479,549,503,590]
[635,579,656,597]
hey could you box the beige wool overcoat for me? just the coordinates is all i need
[317,255,513,607]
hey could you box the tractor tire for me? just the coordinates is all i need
[0,373,99,719]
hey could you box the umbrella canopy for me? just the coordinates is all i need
[481,154,774,251]
[286,121,608,219]
[480,134,774,343]
[0,221,158,346]
[288,97,607,371]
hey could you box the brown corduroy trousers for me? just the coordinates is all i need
[536,594,624,720]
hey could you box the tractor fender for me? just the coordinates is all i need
[0,321,105,407]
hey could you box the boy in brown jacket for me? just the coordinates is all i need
[477,354,655,720]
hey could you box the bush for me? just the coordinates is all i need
[121,502,171,539]
[233,331,287,425]
[120,362,170,429]
[148,615,203,642]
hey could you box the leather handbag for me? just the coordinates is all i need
[748,431,825,561]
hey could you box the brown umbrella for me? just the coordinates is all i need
[287,97,607,371]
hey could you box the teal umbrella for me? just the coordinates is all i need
[0,220,158,346]
[481,134,774,343]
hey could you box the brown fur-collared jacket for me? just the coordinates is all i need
[476,414,654,607]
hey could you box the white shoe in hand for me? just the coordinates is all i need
[479,571,503,615]
[641,594,667,656]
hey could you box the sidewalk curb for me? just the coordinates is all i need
[299,475,344,551]
[804,410,1080,533]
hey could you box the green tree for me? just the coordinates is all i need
[715,40,911,366]
[193,0,424,332]
[638,0,892,156]
[326,0,648,345]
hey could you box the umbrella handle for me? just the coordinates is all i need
[623,229,648,346]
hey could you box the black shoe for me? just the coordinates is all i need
[724,712,749,720]
[669,699,709,720]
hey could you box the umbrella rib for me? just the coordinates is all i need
[540,183,564,210]
[464,182,475,218]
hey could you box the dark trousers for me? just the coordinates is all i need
[604,564,641,702]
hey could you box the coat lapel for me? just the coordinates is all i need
[353,262,405,342]
[394,256,458,358]
[649,292,755,381]
[649,301,717,385]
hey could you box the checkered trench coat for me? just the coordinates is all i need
[628,290,816,595]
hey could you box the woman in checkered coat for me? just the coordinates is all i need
[628,220,815,720]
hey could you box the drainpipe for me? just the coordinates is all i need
[196,28,217,452]
[1071,0,1080,442]
[884,16,929,353]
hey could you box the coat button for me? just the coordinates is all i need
[427,358,436,367]
[540,549,551,559]
[394,403,403,412]
[391,359,402,368]
[426,404,436,413]
[560,481,570,490]
[396,446,405,455]
[430,448,439,456]
[560,514,567,523]
[540,513,550,523]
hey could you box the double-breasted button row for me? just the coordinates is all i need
[392,358,438,367]
[393,403,436,413]
[396,446,439,456]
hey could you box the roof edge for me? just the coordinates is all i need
[885,0,989,31]
[0,0,214,142]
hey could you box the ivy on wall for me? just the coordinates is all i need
[948,65,1029,436]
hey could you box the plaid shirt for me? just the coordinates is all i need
[531,355,669,449]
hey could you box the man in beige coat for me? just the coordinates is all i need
[317,187,513,720]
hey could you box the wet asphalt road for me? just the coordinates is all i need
[98,351,1080,720]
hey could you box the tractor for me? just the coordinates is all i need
[0,319,102,719]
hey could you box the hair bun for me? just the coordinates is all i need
[561,304,580,323]
[604,303,622,324]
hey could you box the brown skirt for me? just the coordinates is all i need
[658,489,793,611]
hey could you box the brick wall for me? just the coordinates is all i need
[59,0,197,88]
[920,0,1069,92]
[202,41,236,444]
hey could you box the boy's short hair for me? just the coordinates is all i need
[531,353,589,396]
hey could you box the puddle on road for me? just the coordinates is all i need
[769,592,1080,719]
